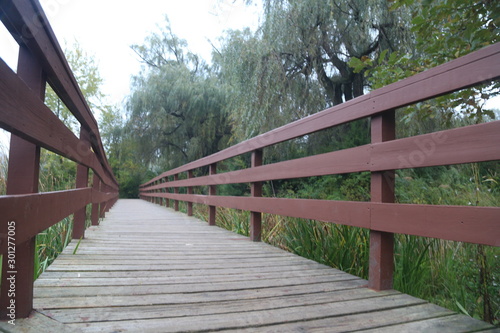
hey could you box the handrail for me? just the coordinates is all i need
[0,0,119,319]
[140,43,500,292]
[0,0,117,188]
[141,42,500,187]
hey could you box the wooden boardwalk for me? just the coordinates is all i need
[3,199,498,333]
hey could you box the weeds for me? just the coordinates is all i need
[35,217,74,279]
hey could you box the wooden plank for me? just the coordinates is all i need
[0,311,82,333]
[43,256,316,266]
[65,294,425,332]
[52,252,298,260]
[42,289,399,324]
[143,193,499,246]
[34,274,359,298]
[371,120,500,171]
[144,194,371,228]
[359,314,493,333]
[34,279,367,309]
[0,189,92,247]
[143,42,500,187]
[44,260,338,272]
[236,303,455,333]
[34,270,342,287]
[144,120,500,192]
[34,265,335,279]
[146,145,371,189]
[371,203,500,246]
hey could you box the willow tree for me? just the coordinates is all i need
[127,18,231,171]
[216,0,412,143]
[262,0,412,103]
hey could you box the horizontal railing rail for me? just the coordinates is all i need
[0,0,118,319]
[141,42,500,292]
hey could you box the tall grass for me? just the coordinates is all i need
[34,217,73,279]
[0,139,8,195]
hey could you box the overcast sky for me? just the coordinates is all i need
[0,0,262,148]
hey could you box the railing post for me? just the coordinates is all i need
[0,46,46,319]
[151,182,155,204]
[369,110,396,291]
[174,175,179,211]
[156,180,161,205]
[250,149,263,241]
[91,174,100,225]
[105,188,112,212]
[158,178,165,206]
[73,128,90,239]
[187,170,194,216]
[208,163,217,226]
[164,177,170,208]
[100,183,107,218]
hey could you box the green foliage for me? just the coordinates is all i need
[350,0,500,124]
[34,217,73,279]
[45,41,110,133]
[278,219,369,278]
[0,142,7,195]
[217,0,412,144]
[126,18,231,171]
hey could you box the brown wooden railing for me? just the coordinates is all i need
[141,42,500,292]
[0,0,118,319]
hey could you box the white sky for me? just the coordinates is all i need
[0,0,262,150]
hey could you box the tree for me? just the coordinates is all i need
[350,0,500,126]
[126,18,231,171]
[216,0,413,144]
[41,42,115,191]
[261,0,412,103]
[45,41,109,133]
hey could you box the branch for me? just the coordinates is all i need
[163,123,183,136]
[161,139,188,159]
[131,46,160,69]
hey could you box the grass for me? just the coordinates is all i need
[34,216,73,279]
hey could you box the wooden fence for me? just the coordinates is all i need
[141,42,500,292]
[0,0,118,319]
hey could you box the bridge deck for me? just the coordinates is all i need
[4,199,497,332]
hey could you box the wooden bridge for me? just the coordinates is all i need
[0,0,499,332]
[2,199,497,332]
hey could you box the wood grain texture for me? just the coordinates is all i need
[7,199,493,332]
